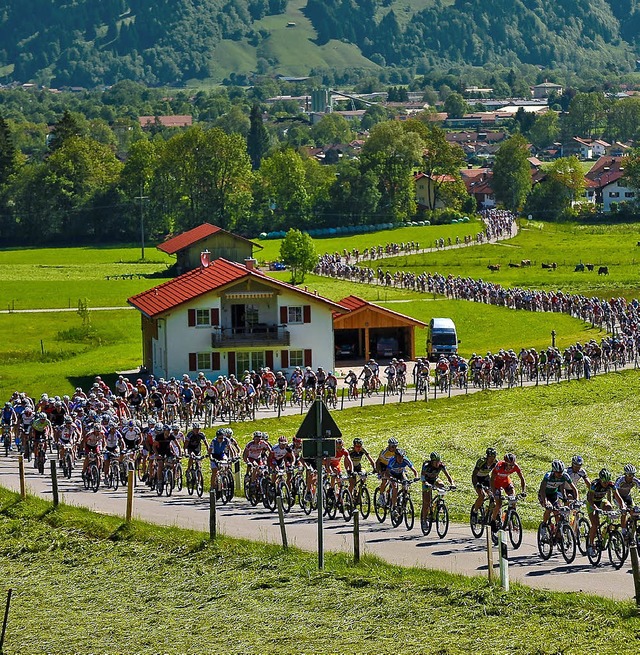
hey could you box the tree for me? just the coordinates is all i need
[492,134,532,212]
[279,228,316,284]
[564,92,607,139]
[247,104,270,170]
[546,156,585,205]
[622,149,640,200]
[607,98,640,142]
[528,111,560,149]
[310,113,353,146]
[0,115,16,187]
[443,92,469,119]
[48,110,89,152]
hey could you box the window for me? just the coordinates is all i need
[235,351,265,375]
[625,192,635,198]
[609,191,620,198]
[289,350,303,368]
[287,306,303,323]
[246,305,259,327]
[197,353,212,370]
[196,309,210,327]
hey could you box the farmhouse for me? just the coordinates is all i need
[127,258,346,380]
[333,295,427,362]
[157,223,262,273]
[585,157,635,211]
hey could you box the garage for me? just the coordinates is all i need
[333,296,426,362]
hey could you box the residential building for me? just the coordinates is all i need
[532,82,563,99]
[585,156,635,211]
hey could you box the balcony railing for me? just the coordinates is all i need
[211,325,290,347]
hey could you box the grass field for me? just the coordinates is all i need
[379,221,640,297]
[248,369,640,530]
[0,489,638,655]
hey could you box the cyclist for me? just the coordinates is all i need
[565,455,591,499]
[471,447,498,520]
[209,428,232,492]
[376,437,399,506]
[274,371,288,404]
[243,431,271,485]
[31,412,52,463]
[387,448,418,508]
[615,464,640,534]
[538,460,577,527]
[344,370,358,398]
[490,453,526,535]
[1,402,17,450]
[268,435,295,487]
[421,452,455,524]
[81,423,105,478]
[587,468,624,556]
[325,371,338,403]
[323,438,353,492]
[103,422,122,481]
[58,415,80,465]
[185,422,208,475]
[384,360,397,389]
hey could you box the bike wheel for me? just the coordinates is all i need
[559,523,577,564]
[607,529,627,570]
[404,497,415,531]
[187,469,195,495]
[265,481,277,512]
[507,511,523,550]
[225,470,234,502]
[135,455,145,483]
[577,517,590,556]
[470,506,485,538]
[156,472,164,496]
[325,489,337,520]
[421,510,433,536]
[279,482,293,513]
[302,485,314,515]
[537,523,553,560]
[82,468,90,490]
[587,535,602,567]
[390,500,403,528]
[110,465,119,492]
[64,454,73,480]
[175,463,183,492]
[359,486,371,520]
[373,487,387,523]
[37,453,45,475]
[219,475,230,505]
[341,489,354,522]
[196,470,204,498]
[89,465,100,493]
[436,502,449,538]
[165,469,173,497]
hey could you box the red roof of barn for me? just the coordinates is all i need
[333,295,427,326]
[128,258,346,318]
[157,223,262,255]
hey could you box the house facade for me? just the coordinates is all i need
[157,223,262,273]
[128,258,346,380]
[585,156,635,211]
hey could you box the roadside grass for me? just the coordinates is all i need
[379,222,640,297]
[248,369,640,530]
[0,310,141,399]
[0,488,638,655]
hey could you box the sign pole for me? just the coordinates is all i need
[316,399,324,570]
[486,529,494,583]
[629,522,640,613]
[498,529,509,591]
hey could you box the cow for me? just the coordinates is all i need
[520,259,531,267]
[487,264,501,272]
[585,263,594,271]
[598,266,609,275]
[509,262,520,268]
[574,263,585,272]
[541,262,557,270]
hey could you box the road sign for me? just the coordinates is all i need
[296,398,342,440]
[302,439,337,459]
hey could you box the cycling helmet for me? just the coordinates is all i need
[4,402,10,408]
[293,437,302,445]
[551,459,565,473]
[38,412,46,420]
[191,422,200,429]
[216,428,225,437]
[571,455,584,466]
[624,464,637,476]
[154,424,164,434]
[353,438,363,446]
[388,437,399,447]
[223,428,233,437]
[64,415,73,423]
[148,418,156,427]
[486,447,497,458]
[504,453,516,464]
[599,468,612,482]
[278,436,288,444]
[395,448,405,457]
[253,431,262,439]
[430,452,441,461]
[171,424,179,432]
[127,420,135,428]
[336,438,343,445]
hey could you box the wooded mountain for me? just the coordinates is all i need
[1,0,639,87]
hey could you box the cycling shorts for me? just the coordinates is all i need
[302,457,317,471]
[388,469,404,481]
[494,483,514,498]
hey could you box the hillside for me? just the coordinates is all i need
[1,0,640,86]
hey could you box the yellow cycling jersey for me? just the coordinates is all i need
[377,447,396,466]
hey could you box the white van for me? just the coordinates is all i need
[427,318,459,360]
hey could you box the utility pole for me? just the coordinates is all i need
[135,183,149,261]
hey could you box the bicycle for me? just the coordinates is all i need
[374,476,389,523]
[82,452,101,493]
[104,451,120,491]
[335,474,354,522]
[60,442,74,480]
[119,449,137,487]
[620,506,640,566]
[186,454,205,497]
[351,471,371,519]
[469,490,493,539]
[2,425,10,456]
[389,477,418,530]
[421,483,454,537]
[495,493,525,549]
[570,500,591,556]
[537,505,577,564]
[586,508,627,569]
[156,456,175,497]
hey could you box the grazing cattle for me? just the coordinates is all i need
[585,263,594,271]
[487,264,501,272]
[509,262,520,268]
[637,241,640,246]
[574,263,585,272]
[541,262,557,270]
[520,259,531,267]
[598,266,609,275]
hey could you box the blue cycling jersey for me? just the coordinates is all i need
[210,438,229,458]
[387,457,414,474]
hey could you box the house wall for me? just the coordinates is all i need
[602,181,635,211]
[148,287,336,379]
[177,234,254,271]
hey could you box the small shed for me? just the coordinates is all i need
[333,295,427,362]
[157,223,262,273]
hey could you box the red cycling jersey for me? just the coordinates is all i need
[492,461,521,489]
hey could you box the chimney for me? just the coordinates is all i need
[244,258,257,271]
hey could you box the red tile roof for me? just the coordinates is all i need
[333,295,427,327]
[138,115,193,128]
[157,223,261,255]
[585,156,628,188]
[128,258,346,318]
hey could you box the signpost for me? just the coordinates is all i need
[296,398,342,570]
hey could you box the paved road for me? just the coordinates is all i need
[1,455,635,601]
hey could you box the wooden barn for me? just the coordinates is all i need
[333,295,426,362]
